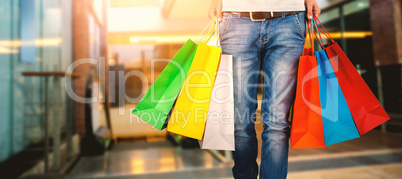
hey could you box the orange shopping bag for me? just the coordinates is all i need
[290,20,325,148]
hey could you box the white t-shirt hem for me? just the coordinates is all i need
[222,6,306,12]
[222,0,306,12]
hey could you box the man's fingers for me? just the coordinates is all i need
[314,11,321,18]
[216,3,223,22]
[217,10,223,22]
[313,3,321,17]
[306,2,313,19]
[208,2,216,19]
[208,0,223,21]
[208,9,223,22]
[208,8,216,19]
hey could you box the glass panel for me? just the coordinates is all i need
[0,0,73,163]
[0,0,14,162]
[342,0,378,95]
[343,0,370,17]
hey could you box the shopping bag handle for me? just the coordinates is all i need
[312,15,335,44]
[203,17,220,46]
[312,18,325,49]
[195,16,220,46]
[203,17,216,43]
[195,17,214,43]
[215,17,220,47]
[302,20,315,56]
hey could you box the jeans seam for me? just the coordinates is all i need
[220,14,231,40]
[266,20,273,44]
[293,14,304,38]
[260,22,264,50]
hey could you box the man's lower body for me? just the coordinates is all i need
[219,11,306,179]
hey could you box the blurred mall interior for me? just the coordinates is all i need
[0,0,402,178]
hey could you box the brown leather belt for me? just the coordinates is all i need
[228,11,300,21]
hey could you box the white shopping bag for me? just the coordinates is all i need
[199,54,235,151]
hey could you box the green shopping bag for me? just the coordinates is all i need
[132,39,198,130]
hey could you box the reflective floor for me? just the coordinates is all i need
[68,141,232,179]
[68,131,402,179]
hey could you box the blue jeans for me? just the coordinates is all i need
[219,12,306,179]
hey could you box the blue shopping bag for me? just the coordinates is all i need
[315,50,360,146]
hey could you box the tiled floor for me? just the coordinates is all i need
[288,163,402,179]
[71,101,402,179]
[68,141,231,179]
[67,131,402,179]
[254,113,402,160]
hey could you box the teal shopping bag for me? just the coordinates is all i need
[132,39,198,130]
[315,49,360,145]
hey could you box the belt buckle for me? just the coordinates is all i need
[249,12,266,22]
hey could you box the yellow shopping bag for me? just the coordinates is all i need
[167,18,221,140]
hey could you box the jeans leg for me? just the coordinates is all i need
[259,12,306,179]
[220,13,261,179]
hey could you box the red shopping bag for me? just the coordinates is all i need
[313,16,390,135]
[291,21,325,148]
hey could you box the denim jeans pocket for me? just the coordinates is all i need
[219,13,231,41]
[292,12,306,40]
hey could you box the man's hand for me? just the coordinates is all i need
[305,0,321,19]
[208,0,223,22]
